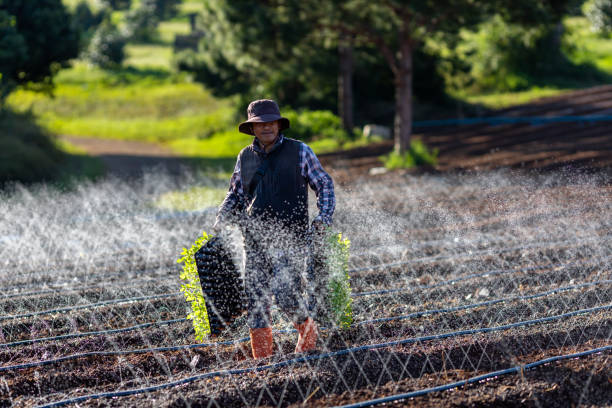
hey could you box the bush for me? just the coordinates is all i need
[0,0,79,100]
[87,21,126,68]
[72,1,105,49]
[283,109,351,142]
[123,0,159,43]
[382,140,438,169]
[584,0,612,35]
[102,0,131,10]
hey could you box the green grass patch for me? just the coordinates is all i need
[124,44,174,69]
[158,20,191,44]
[154,186,227,211]
[6,64,234,142]
[168,130,253,158]
[179,1,205,14]
[455,87,569,110]
[382,139,438,169]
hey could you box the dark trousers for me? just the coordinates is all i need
[243,230,311,329]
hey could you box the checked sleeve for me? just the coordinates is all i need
[300,143,335,225]
[216,155,245,225]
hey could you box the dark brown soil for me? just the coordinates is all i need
[319,85,612,184]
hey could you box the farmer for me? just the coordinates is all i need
[212,99,335,359]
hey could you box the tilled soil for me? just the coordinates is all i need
[320,85,612,184]
[1,128,611,408]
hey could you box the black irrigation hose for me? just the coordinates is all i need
[0,318,187,348]
[1,260,607,348]
[333,345,612,408]
[0,276,178,300]
[0,293,181,322]
[356,279,612,326]
[349,234,611,274]
[3,231,608,295]
[2,282,609,372]
[33,305,612,408]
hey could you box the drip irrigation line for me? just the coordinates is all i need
[354,255,611,297]
[0,258,585,326]
[332,345,612,408]
[3,283,609,371]
[0,318,187,348]
[2,261,607,348]
[0,267,177,295]
[349,234,612,274]
[4,231,609,295]
[356,279,612,326]
[0,292,182,322]
[353,263,557,297]
[0,276,178,300]
[33,305,612,408]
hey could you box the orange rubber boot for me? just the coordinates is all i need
[249,327,274,359]
[294,317,318,353]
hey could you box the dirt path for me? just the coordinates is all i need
[63,136,186,178]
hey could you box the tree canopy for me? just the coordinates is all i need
[0,0,79,101]
[179,0,576,153]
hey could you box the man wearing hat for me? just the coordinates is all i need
[213,99,335,359]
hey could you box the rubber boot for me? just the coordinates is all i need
[294,317,318,353]
[249,327,274,359]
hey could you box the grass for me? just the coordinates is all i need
[154,186,227,211]
[455,87,570,110]
[125,44,175,69]
[381,139,439,169]
[6,64,235,142]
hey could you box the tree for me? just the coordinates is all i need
[0,0,79,102]
[584,0,612,35]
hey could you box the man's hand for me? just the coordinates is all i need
[310,219,329,240]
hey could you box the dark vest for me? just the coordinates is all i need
[240,138,308,234]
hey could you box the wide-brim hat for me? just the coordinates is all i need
[238,99,290,135]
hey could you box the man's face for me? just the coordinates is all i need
[252,120,280,147]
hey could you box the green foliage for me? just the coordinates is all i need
[584,0,612,35]
[382,140,439,169]
[87,21,127,68]
[177,231,212,342]
[124,0,159,43]
[103,0,131,10]
[325,232,353,329]
[0,10,27,100]
[154,186,227,211]
[71,1,106,50]
[7,64,233,143]
[284,109,351,142]
[0,0,79,101]
[430,11,610,93]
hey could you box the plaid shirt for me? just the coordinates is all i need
[216,134,335,226]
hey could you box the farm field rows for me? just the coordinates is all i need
[0,169,610,407]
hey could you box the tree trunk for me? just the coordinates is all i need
[393,39,413,154]
[338,37,354,133]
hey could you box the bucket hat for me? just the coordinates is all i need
[238,99,290,135]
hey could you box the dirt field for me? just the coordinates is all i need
[1,87,611,407]
[321,85,612,183]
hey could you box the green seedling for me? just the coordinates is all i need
[325,231,353,328]
[177,231,212,342]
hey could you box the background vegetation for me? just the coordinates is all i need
[1,0,611,183]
